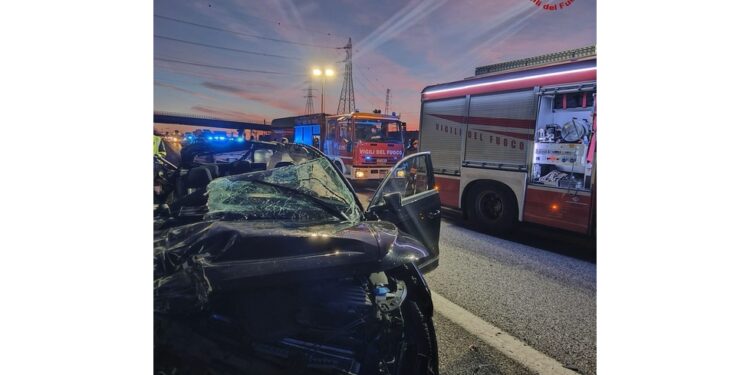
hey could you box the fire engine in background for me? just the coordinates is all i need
[419,46,596,235]
[323,111,407,180]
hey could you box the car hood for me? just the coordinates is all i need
[154,219,429,313]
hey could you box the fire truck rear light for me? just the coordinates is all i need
[551,204,559,211]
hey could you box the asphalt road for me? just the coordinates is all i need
[355,185,597,375]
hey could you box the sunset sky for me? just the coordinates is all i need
[154,0,596,130]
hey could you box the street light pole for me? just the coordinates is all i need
[312,67,334,115]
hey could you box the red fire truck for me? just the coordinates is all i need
[322,111,407,180]
[419,46,596,234]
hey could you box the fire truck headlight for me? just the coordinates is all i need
[355,170,365,178]
[396,170,406,178]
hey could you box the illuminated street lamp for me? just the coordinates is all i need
[312,67,334,114]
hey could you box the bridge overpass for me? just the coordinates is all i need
[154,112,276,131]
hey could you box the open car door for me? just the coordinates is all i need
[366,152,441,272]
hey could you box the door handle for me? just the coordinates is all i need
[426,209,440,219]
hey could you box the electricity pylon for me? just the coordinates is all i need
[336,37,356,114]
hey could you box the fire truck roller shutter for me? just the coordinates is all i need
[463,89,537,168]
[420,97,467,175]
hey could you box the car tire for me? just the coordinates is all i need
[466,182,517,234]
[398,300,438,375]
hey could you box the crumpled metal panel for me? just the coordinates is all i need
[154,220,429,314]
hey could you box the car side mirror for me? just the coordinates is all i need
[383,192,402,211]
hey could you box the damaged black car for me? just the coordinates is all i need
[154,141,442,374]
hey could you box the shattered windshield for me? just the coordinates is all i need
[205,157,361,223]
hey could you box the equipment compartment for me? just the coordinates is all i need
[530,87,595,191]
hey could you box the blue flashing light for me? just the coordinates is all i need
[219,136,226,140]
[365,156,373,160]
[374,286,389,296]
[208,136,214,140]
[236,137,244,142]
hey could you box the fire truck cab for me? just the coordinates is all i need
[419,46,597,235]
[323,111,407,180]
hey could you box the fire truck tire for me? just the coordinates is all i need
[466,182,517,233]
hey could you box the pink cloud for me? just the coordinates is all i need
[200,81,302,114]
[154,81,214,100]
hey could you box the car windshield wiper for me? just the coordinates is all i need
[248,179,350,221]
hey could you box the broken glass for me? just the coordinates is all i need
[205,158,361,223]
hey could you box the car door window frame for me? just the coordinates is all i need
[367,151,435,212]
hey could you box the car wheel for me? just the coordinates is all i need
[398,300,438,375]
[466,182,517,233]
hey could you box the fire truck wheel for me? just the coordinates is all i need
[466,182,517,233]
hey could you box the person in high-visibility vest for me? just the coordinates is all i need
[153,135,167,158]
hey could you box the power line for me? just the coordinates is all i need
[153,63,291,89]
[357,64,388,92]
[355,65,387,99]
[353,69,384,109]
[155,14,339,49]
[270,23,345,40]
[155,57,304,76]
[349,70,377,110]
[355,66,395,112]
[353,76,380,111]
[225,11,347,40]
[353,66,379,94]
[355,81,381,110]
[155,35,300,60]
[357,86,374,110]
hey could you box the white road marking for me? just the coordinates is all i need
[431,291,579,375]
